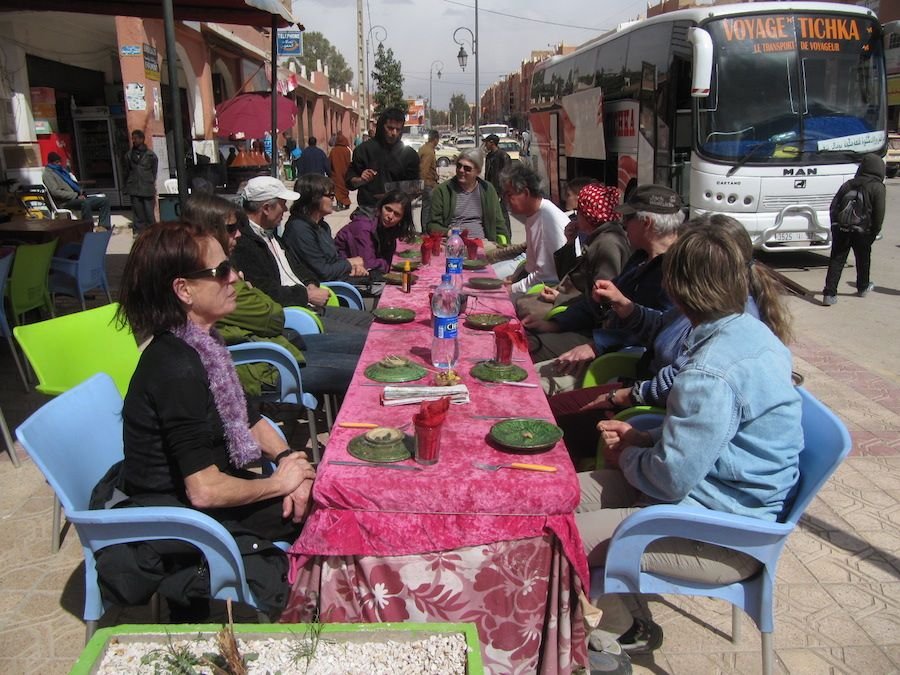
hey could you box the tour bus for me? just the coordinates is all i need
[528,2,886,250]
[479,123,510,139]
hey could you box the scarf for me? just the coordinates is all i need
[173,322,262,468]
[46,163,81,193]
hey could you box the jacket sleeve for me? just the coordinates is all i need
[586,232,629,284]
[428,183,451,234]
[402,147,420,180]
[345,146,366,190]
[149,151,159,179]
[232,238,310,307]
[869,182,886,235]
[42,169,75,203]
[216,281,285,338]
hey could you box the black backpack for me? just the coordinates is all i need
[835,185,871,233]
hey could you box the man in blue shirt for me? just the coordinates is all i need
[295,137,330,177]
[42,152,112,230]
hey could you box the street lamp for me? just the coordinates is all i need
[365,24,387,132]
[453,7,479,141]
[427,60,444,131]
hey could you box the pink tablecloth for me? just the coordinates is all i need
[285,245,590,672]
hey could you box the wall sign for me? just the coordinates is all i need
[143,44,160,81]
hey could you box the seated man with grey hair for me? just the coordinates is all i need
[426,148,509,243]
[523,185,684,367]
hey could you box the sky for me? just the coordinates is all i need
[291,0,647,111]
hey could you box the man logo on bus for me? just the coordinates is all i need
[783,168,817,176]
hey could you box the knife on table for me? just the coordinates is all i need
[327,460,423,472]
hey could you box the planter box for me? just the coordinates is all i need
[71,622,484,674]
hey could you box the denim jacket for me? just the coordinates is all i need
[619,313,802,521]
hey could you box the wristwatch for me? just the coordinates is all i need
[606,390,619,408]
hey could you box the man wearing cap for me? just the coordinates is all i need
[484,134,512,232]
[233,176,371,333]
[495,163,568,297]
[346,108,419,214]
[42,152,112,230]
[524,184,683,365]
[516,183,629,321]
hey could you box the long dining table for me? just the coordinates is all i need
[282,241,590,674]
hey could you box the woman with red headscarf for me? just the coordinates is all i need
[328,131,353,210]
[516,183,630,321]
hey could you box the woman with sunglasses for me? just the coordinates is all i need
[182,193,365,400]
[115,222,316,619]
[333,189,413,274]
[281,173,368,282]
[426,148,509,243]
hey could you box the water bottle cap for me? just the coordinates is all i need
[441,274,451,283]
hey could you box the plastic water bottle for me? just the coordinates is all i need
[431,274,461,370]
[445,228,465,290]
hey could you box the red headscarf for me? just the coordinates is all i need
[577,184,620,227]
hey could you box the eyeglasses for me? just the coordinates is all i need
[225,220,239,234]
[456,163,475,173]
[323,192,336,198]
[183,260,233,281]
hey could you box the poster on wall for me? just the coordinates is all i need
[125,83,147,111]
[143,44,160,81]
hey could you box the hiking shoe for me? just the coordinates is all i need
[822,295,837,306]
[588,643,632,674]
[857,283,874,297]
[618,618,664,655]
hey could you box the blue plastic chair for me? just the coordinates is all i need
[0,252,30,391]
[283,306,323,335]
[322,281,365,310]
[589,387,852,675]
[15,373,276,642]
[228,341,321,462]
[49,229,113,310]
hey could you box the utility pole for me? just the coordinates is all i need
[356,0,366,136]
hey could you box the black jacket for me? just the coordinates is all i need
[829,153,885,237]
[232,220,317,307]
[346,137,419,207]
[280,213,352,282]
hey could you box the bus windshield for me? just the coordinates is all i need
[697,12,885,165]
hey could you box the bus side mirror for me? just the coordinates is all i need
[689,27,713,97]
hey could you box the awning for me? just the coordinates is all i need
[0,0,296,28]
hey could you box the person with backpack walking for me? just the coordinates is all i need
[822,153,885,306]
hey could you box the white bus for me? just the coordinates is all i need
[479,123,510,138]
[528,2,886,250]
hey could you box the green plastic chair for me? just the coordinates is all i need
[14,302,142,552]
[580,351,644,388]
[13,302,141,398]
[6,239,57,325]
[496,233,509,246]
[526,283,546,295]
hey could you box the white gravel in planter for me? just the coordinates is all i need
[96,632,469,674]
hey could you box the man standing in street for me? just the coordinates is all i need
[345,107,419,215]
[296,137,330,177]
[42,152,112,230]
[418,129,440,232]
[484,133,512,232]
[123,129,158,237]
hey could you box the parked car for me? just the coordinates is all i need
[454,136,476,151]
[403,138,425,152]
[499,139,521,163]
[435,143,460,167]
[886,133,900,178]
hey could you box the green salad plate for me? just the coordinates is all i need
[391,260,422,272]
[348,426,414,462]
[463,259,488,270]
[465,277,504,290]
[383,271,420,286]
[465,313,510,330]
[364,355,427,383]
[470,360,528,383]
[397,249,420,259]
[373,307,417,324]
[488,418,564,453]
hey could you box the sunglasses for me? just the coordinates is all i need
[456,163,475,173]
[183,260,233,280]
[225,221,239,234]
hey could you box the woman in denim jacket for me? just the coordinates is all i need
[577,221,803,672]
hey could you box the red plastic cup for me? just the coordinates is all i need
[415,422,443,465]
[420,241,432,265]
[494,334,513,365]
[465,240,478,260]
[431,236,442,256]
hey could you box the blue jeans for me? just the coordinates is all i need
[65,194,111,229]
[298,331,366,396]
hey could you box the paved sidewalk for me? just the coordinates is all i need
[0,184,898,673]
